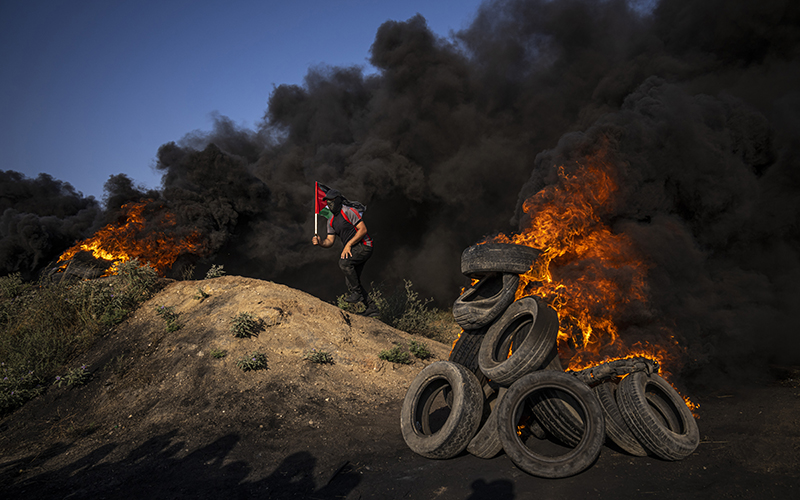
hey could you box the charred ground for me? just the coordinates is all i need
[0,276,798,499]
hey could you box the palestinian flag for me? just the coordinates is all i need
[314,182,367,219]
[315,182,334,220]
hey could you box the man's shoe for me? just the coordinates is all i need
[344,292,364,304]
[361,304,380,318]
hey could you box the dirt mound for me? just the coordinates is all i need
[3,276,799,499]
[0,276,452,498]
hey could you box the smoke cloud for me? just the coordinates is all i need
[0,171,101,278]
[3,0,798,377]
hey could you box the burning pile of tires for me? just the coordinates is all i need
[400,243,699,478]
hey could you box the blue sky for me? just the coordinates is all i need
[1,0,484,202]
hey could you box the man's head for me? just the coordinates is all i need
[323,189,343,214]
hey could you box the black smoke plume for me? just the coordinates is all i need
[3,0,798,378]
[0,171,101,278]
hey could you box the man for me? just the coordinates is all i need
[312,188,379,318]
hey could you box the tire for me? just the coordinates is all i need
[448,327,489,387]
[467,387,507,459]
[529,384,586,447]
[400,361,485,459]
[645,391,682,432]
[478,297,559,386]
[616,372,699,461]
[593,379,647,457]
[542,344,564,372]
[452,273,519,330]
[461,243,542,278]
[496,371,605,478]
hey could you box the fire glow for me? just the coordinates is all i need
[492,146,685,380]
[57,201,207,276]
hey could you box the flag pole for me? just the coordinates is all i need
[314,181,319,237]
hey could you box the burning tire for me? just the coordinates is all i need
[616,372,699,461]
[593,379,647,457]
[496,371,605,478]
[478,297,559,386]
[400,361,484,459]
[466,387,507,459]
[452,273,519,329]
[461,243,541,278]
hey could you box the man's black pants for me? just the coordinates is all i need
[338,243,373,306]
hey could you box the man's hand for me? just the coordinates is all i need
[341,245,352,259]
[312,235,320,246]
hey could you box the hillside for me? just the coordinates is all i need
[0,276,452,498]
[1,276,799,499]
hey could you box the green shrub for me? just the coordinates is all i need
[408,340,432,360]
[180,264,196,281]
[209,348,227,358]
[0,364,45,413]
[73,259,159,328]
[230,312,262,338]
[337,280,458,344]
[193,286,210,301]
[378,344,412,365]
[54,364,90,388]
[205,265,226,279]
[155,305,181,332]
[0,273,27,299]
[0,262,159,414]
[236,352,268,371]
[379,340,433,365]
[303,349,334,364]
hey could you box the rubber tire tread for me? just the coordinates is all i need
[448,328,488,387]
[466,387,507,459]
[452,273,519,329]
[478,297,559,386]
[593,380,647,456]
[529,386,586,447]
[616,372,699,461]
[496,371,605,478]
[525,345,564,440]
[400,361,485,459]
[461,243,542,278]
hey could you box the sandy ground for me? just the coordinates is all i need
[0,276,798,499]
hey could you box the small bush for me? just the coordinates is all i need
[209,348,227,359]
[236,352,268,372]
[337,280,459,344]
[205,265,226,279]
[379,345,412,365]
[55,364,90,388]
[193,287,210,301]
[180,264,196,281]
[230,312,262,338]
[408,340,432,360]
[379,340,433,365]
[303,349,334,364]
[0,273,27,299]
[155,305,181,332]
[0,364,45,414]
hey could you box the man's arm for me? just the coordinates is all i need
[312,234,336,248]
[341,221,368,259]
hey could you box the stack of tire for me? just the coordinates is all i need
[400,243,700,478]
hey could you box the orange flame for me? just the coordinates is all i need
[491,144,684,379]
[57,201,207,276]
